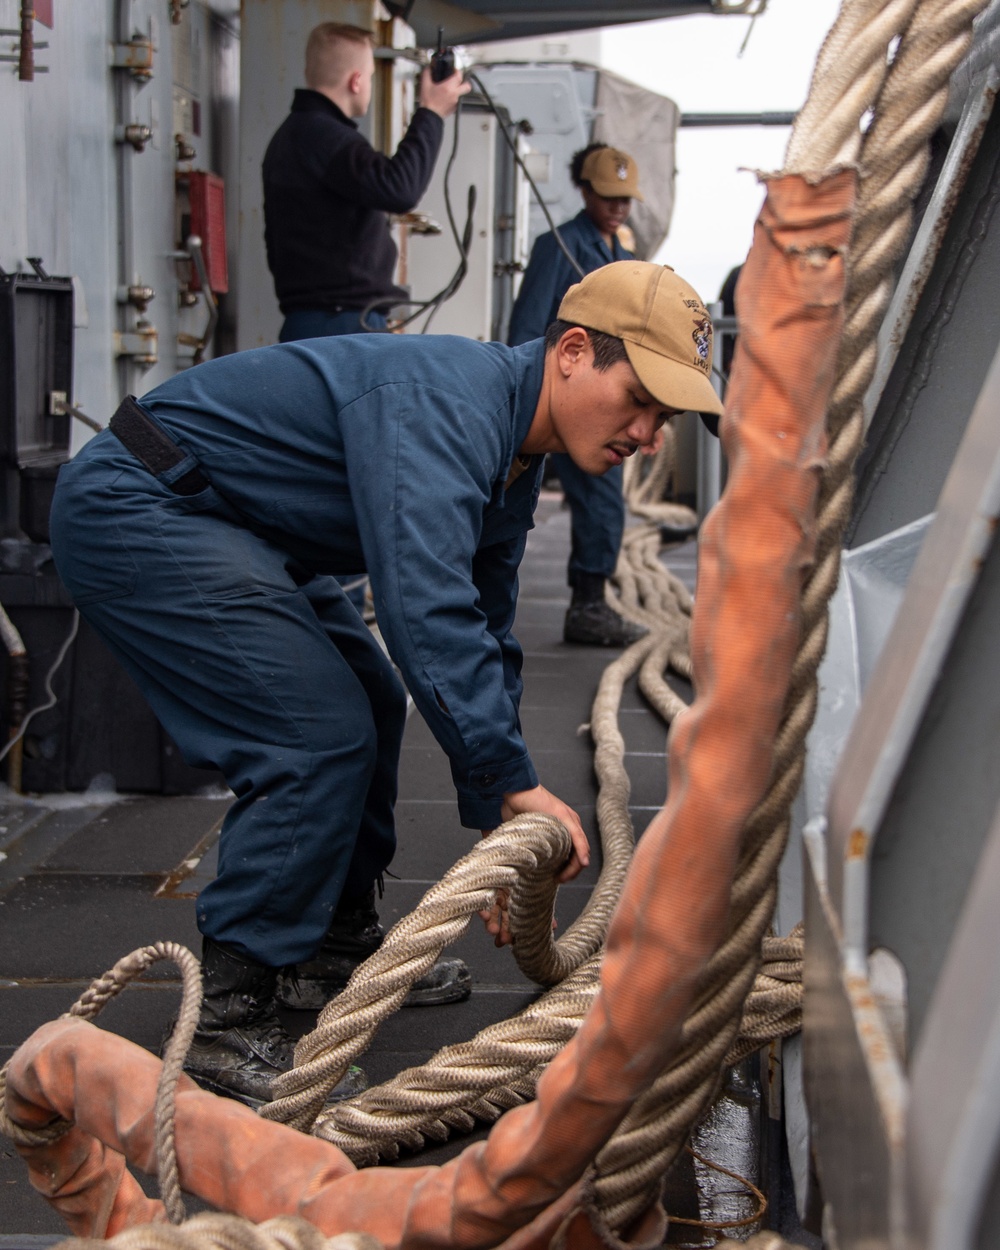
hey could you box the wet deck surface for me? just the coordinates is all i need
[0,496,783,1245]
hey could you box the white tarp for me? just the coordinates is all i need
[592,69,679,260]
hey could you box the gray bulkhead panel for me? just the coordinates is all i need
[0,1,240,447]
[468,63,596,257]
[804,335,1000,1250]
[850,98,1000,549]
[0,0,119,442]
[402,100,508,341]
[866,503,1000,1044]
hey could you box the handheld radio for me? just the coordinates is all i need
[429,26,456,82]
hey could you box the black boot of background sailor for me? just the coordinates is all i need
[276,888,472,1011]
[563,572,648,647]
[179,937,367,1109]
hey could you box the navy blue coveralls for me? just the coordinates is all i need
[49,335,545,967]
[508,211,633,588]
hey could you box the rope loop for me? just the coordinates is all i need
[1,941,201,1227]
[261,815,573,1132]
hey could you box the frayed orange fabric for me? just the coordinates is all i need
[5,170,855,1249]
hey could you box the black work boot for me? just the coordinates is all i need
[276,890,472,1011]
[180,938,368,1110]
[563,574,648,647]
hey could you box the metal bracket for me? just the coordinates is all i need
[110,37,154,82]
[0,16,48,78]
[49,394,103,433]
[373,45,423,64]
[117,283,155,313]
[115,123,153,153]
[395,210,441,235]
[113,319,158,366]
[173,237,217,365]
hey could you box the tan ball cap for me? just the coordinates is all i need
[580,147,643,202]
[558,260,724,417]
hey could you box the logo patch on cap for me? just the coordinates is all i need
[616,160,628,181]
[692,317,713,371]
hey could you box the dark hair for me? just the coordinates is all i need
[569,142,608,190]
[543,320,629,371]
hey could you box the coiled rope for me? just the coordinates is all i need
[300,537,695,1161]
[34,1219,789,1250]
[25,1212,796,1250]
[261,814,575,1132]
[269,507,802,1166]
[253,429,700,1151]
[42,1214,382,1250]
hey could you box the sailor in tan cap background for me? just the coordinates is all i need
[509,143,662,647]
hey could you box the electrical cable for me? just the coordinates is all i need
[360,66,586,334]
[361,183,475,333]
[666,1146,768,1231]
[419,94,473,333]
[359,76,476,334]
[466,71,586,282]
[418,187,475,333]
[0,609,79,767]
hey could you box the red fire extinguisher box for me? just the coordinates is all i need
[188,171,229,294]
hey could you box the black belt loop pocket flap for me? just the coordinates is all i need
[109,396,210,496]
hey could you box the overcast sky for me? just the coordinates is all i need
[600,0,842,302]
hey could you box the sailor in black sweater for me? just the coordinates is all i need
[263,22,468,341]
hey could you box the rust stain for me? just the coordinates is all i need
[847,827,868,860]
[155,821,224,899]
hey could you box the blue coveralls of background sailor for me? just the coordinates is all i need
[508,210,633,585]
[49,334,545,968]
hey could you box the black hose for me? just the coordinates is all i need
[361,67,586,333]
